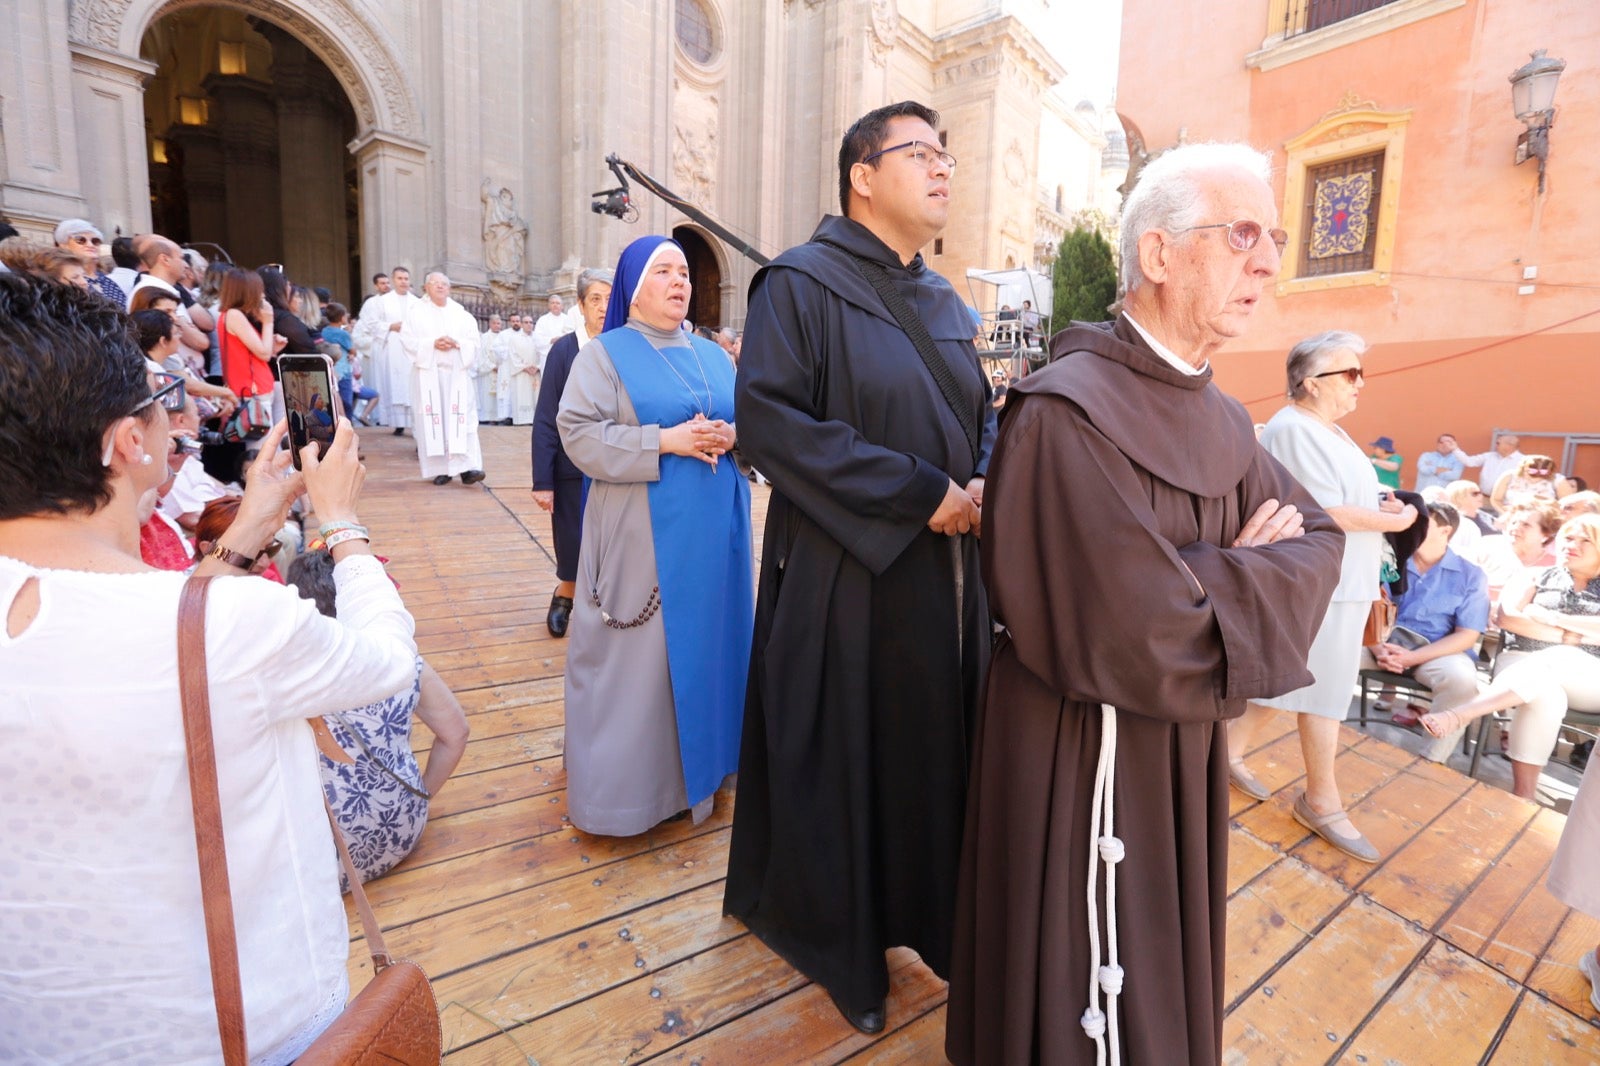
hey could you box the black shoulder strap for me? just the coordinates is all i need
[816,240,980,467]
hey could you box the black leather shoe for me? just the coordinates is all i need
[461,469,486,484]
[393,427,406,436]
[432,474,452,485]
[547,593,574,637]
[826,989,885,1034]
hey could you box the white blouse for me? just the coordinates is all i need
[0,554,416,1064]
[1259,404,1384,604]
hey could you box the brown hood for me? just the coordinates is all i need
[1010,315,1259,497]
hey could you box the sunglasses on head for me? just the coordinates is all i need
[1174,218,1289,254]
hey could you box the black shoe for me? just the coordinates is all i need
[393,427,406,436]
[826,989,885,1034]
[502,418,514,426]
[461,469,486,484]
[432,474,453,485]
[1572,739,1594,769]
[547,593,574,638]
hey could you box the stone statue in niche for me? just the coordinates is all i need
[481,179,527,288]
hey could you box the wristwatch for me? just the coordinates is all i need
[206,542,254,570]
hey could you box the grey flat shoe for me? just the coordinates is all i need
[1228,761,1271,801]
[1293,794,1380,864]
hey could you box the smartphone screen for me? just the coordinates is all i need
[277,354,342,470]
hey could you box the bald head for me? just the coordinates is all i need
[133,234,184,282]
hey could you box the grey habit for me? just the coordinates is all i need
[557,318,715,835]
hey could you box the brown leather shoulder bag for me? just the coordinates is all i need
[177,575,442,1065]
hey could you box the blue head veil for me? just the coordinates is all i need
[602,235,683,333]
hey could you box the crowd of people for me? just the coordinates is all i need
[3,96,1598,1066]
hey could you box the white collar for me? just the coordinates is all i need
[1122,312,1208,377]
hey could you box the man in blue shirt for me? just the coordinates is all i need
[1363,501,1489,760]
[1415,433,1465,493]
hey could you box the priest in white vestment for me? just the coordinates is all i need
[504,315,540,425]
[478,314,509,421]
[531,294,572,362]
[351,273,390,387]
[399,271,485,484]
[357,267,419,432]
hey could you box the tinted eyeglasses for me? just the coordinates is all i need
[132,372,187,415]
[861,140,957,171]
[69,234,105,247]
[1308,366,1364,386]
[1175,219,1289,254]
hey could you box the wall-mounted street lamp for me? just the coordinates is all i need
[1509,49,1565,194]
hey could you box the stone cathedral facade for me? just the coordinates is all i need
[2,0,1112,325]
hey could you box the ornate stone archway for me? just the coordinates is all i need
[65,0,428,281]
[69,0,420,139]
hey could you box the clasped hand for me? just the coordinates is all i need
[661,413,735,468]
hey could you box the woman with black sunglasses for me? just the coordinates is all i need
[0,274,416,1063]
[1225,330,1420,864]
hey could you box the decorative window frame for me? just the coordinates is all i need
[1277,102,1410,297]
[673,0,728,82]
[1247,0,1465,72]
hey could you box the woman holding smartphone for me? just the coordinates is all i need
[0,274,416,1064]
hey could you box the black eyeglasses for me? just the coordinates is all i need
[861,140,957,172]
[1308,366,1364,385]
[70,234,105,247]
[1174,219,1288,254]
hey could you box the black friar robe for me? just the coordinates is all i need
[724,215,997,1011]
[945,317,1344,1065]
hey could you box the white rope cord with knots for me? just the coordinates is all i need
[1079,702,1126,1063]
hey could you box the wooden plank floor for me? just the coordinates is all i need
[344,425,1600,1064]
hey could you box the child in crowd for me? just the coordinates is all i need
[319,302,379,425]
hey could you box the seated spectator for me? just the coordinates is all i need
[1444,479,1497,538]
[0,237,88,288]
[1422,515,1600,798]
[286,549,470,884]
[130,306,237,420]
[107,235,140,296]
[53,218,124,304]
[0,273,417,1062]
[1490,453,1565,511]
[1368,435,1403,491]
[1415,433,1465,493]
[1361,503,1488,758]
[1475,502,1560,607]
[1563,491,1600,520]
[193,496,287,582]
[138,483,193,571]
[320,302,379,423]
[128,233,215,371]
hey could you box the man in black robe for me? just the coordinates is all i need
[725,101,996,1034]
[945,145,1346,1064]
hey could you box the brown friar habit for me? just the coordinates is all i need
[945,316,1344,1066]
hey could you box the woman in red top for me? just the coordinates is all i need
[218,267,284,403]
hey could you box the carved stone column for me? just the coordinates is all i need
[167,125,227,251]
[264,28,351,297]
[4,0,96,232]
[204,73,283,268]
[349,129,430,288]
[63,42,158,237]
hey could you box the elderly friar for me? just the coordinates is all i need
[944,143,1345,1065]
[399,271,486,485]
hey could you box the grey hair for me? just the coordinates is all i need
[576,267,615,301]
[1119,142,1275,292]
[423,270,448,286]
[1286,330,1366,400]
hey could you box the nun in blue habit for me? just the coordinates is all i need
[555,235,754,836]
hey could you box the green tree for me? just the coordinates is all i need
[1051,225,1118,325]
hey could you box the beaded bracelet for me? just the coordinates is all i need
[318,520,369,540]
[323,527,371,550]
